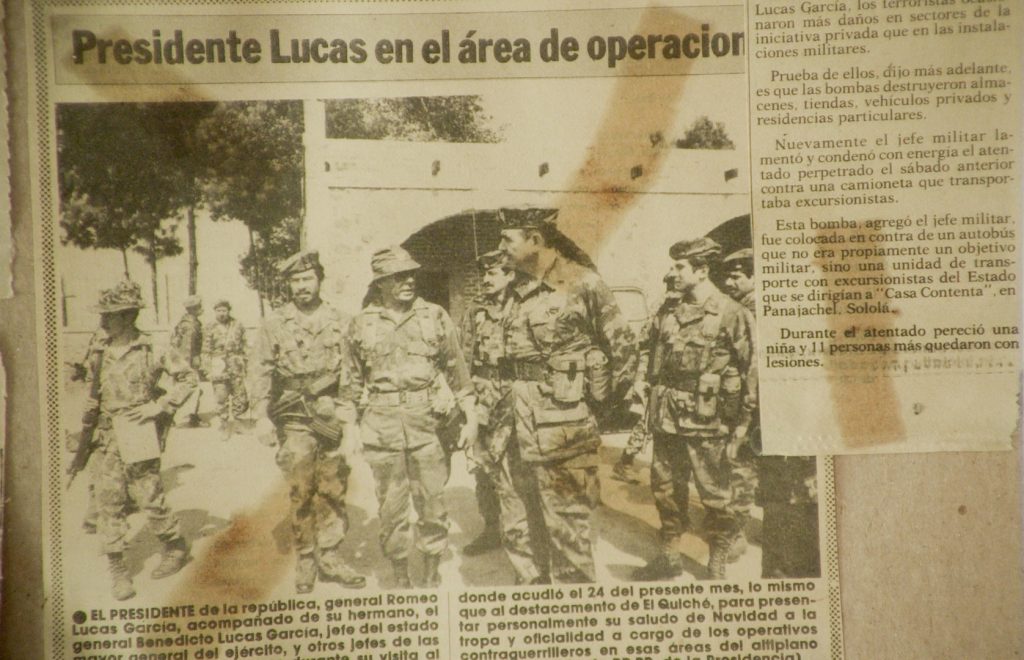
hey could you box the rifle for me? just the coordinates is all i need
[268,373,344,446]
[67,348,103,489]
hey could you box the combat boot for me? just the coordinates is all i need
[632,553,684,581]
[108,553,136,601]
[317,546,366,589]
[463,525,501,556]
[391,559,411,589]
[611,454,640,484]
[422,555,442,589]
[151,537,189,580]
[295,553,316,594]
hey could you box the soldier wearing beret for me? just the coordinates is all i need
[341,246,477,588]
[458,250,516,557]
[79,281,194,600]
[203,299,249,436]
[633,237,756,581]
[250,250,366,593]
[497,208,637,583]
[172,295,206,427]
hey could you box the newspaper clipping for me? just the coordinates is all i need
[26,0,1024,657]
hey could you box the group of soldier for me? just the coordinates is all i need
[73,207,816,602]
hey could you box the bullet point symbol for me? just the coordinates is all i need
[72,611,87,624]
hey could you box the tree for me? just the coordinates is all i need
[675,116,735,149]
[57,104,196,316]
[325,96,503,143]
[197,101,305,314]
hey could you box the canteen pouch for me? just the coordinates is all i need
[548,355,585,403]
[694,372,721,423]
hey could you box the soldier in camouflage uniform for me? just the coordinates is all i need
[497,208,637,583]
[203,299,249,436]
[342,246,477,589]
[721,248,759,562]
[251,250,366,593]
[459,250,515,556]
[171,295,206,427]
[80,281,194,600]
[633,238,756,581]
[612,275,682,485]
[723,249,819,578]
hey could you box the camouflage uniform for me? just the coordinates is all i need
[251,251,361,591]
[86,338,192,554]
[203,304,249,422]
[342,247,472,586]
[81,281,194,599]
[171,297,204,370]
[641,239,756,579]
[499,211,637,583]
[459,289,507,549]
[613,289,682,484]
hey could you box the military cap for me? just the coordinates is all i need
[722,248,754,270]
[371,246,421,283]
[497,207,559,230]
[278,250,322,277]
[183,294,203,309]
[475,249,507,271]
[669,237,721,261]
[92,280,145,313]
[213,299,231,310]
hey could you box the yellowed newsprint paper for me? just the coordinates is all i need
[21,0,1020,657]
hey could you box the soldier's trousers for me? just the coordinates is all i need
[275,422,350,556]
[92,439,180,555]
[492,442,550,584]
[213,374,249,420]
[650,431,740,549]
[531,457,600,582]
[622,417,650,460]
[474,469,501,531]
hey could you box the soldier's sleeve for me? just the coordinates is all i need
[457,306,476,368]
[741,306,758,415]
[438,308,473,404]
[724,304,757,423]
[199,323,213,374]
[81,347,102,425]
[249,320,277,416]
[337,317,366,418]
[587,277,638,400]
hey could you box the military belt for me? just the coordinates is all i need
[279,374,322,392]
[658,375,700,393]
[473,364,502,380]
[498,360,547,382]
[368,387,431,406]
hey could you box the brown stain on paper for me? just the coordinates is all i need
[554,7,700,258]
[818,224,907,448]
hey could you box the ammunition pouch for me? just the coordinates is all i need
[268,390,308,424]
[309,415,344,450]
[694,373,721,423]
[718,368,743,425]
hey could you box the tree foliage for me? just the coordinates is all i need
[196,101,304,308]
[675,116,734,150]
[325,96,503,143]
